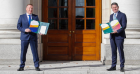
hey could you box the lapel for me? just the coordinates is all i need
[116,11,121,21]
[24,14,29,25]
[32,14,35,20]
[110,14,113,21]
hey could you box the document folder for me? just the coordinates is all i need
[29,20,50,35]
[100,19,121,34]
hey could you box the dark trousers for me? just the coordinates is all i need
[20,39,39,68]
[110,38,125,68]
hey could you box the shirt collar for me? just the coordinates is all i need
[114,11,119,15]
[26,13,32,16]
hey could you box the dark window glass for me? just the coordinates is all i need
[59,8,68,18]
[48,8,57,18]
[86,8,95,18]
[48,19,57,29]
[59,20,68,30]
[48,0,57,6]
[59,0,68,6]
[86,20,95,29]
[76,19,84,29]
[86,0,95,6]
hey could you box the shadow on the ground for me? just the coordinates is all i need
[125,67,140,71]
[40,61,101,64]
[39,64,105,70]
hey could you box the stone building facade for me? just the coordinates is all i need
[0,0,139,65]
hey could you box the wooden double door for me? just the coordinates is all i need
[42,0,101,60]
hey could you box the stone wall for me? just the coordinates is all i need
[0,0,43,65]
[0,0,139,65]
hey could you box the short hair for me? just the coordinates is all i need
[26,4,33,7]
[111,2,119,7]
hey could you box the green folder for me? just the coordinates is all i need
[100,23,113,34]
[29,20,50,35]
[100,19,122,34]
[38,22,50,35]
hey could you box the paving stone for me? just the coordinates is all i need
[88,71,124,74]
[125,71,140,74]
[44,71,87,74]
[0,61,138,74]
[0,71,43,74]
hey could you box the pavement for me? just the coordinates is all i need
[0,61,140,74]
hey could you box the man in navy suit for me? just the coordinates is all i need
[107,2,127,72]
[17,4,42,71]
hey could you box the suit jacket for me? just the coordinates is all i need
[110,11,127,39]
[17,14,39,40]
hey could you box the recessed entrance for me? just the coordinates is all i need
[42,0,101,60]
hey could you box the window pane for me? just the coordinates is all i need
[86,8,95,18]
[59,20,68,30]
[76,0,84,6]
[48,0,57,6]
[48,8,57,18]
[86,0,95,6]
[86,20,95,29]
[76,19,84,29]
[48,19,57,29]
[59,8,68,18]
[59,0,68,6]
[76,8,85,18]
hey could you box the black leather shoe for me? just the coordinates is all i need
[35,67,41,71]
[120,67,125,72]
[17,67,24,71]
[107,67,116,71]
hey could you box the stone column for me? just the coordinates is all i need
[101,0,111,65]
[102,0,140,65]
[0,0,42,65]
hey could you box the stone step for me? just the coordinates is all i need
[0,61,138,74]
[126,28,140,31]
[0,70,139,74]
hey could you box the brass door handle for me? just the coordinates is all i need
[70,31,71,33]
[73,31,75,33]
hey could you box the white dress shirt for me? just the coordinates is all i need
[26,13,32,21]
[113,11,119,19]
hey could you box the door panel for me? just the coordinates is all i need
[42,0,101,60]
[48,34,68,42]
[48,47,68,55]
[42,0,72,60]
[75,47,96,55]
[71,0,101,60]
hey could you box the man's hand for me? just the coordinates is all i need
[111,30,118,34]
[39,33,44,35]
[25,28,31,32]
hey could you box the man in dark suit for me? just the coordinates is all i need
[107,2,127,72]
[17,4,42,71]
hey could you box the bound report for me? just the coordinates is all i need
[100,19,122,34]
[29,20,50,35]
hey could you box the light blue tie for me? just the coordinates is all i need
[113,13,116,20]
[28,15,31,25]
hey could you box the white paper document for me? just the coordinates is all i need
[40,26,47,34]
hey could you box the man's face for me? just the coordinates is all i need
[111,5,119,13]
[26,5,33,14]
